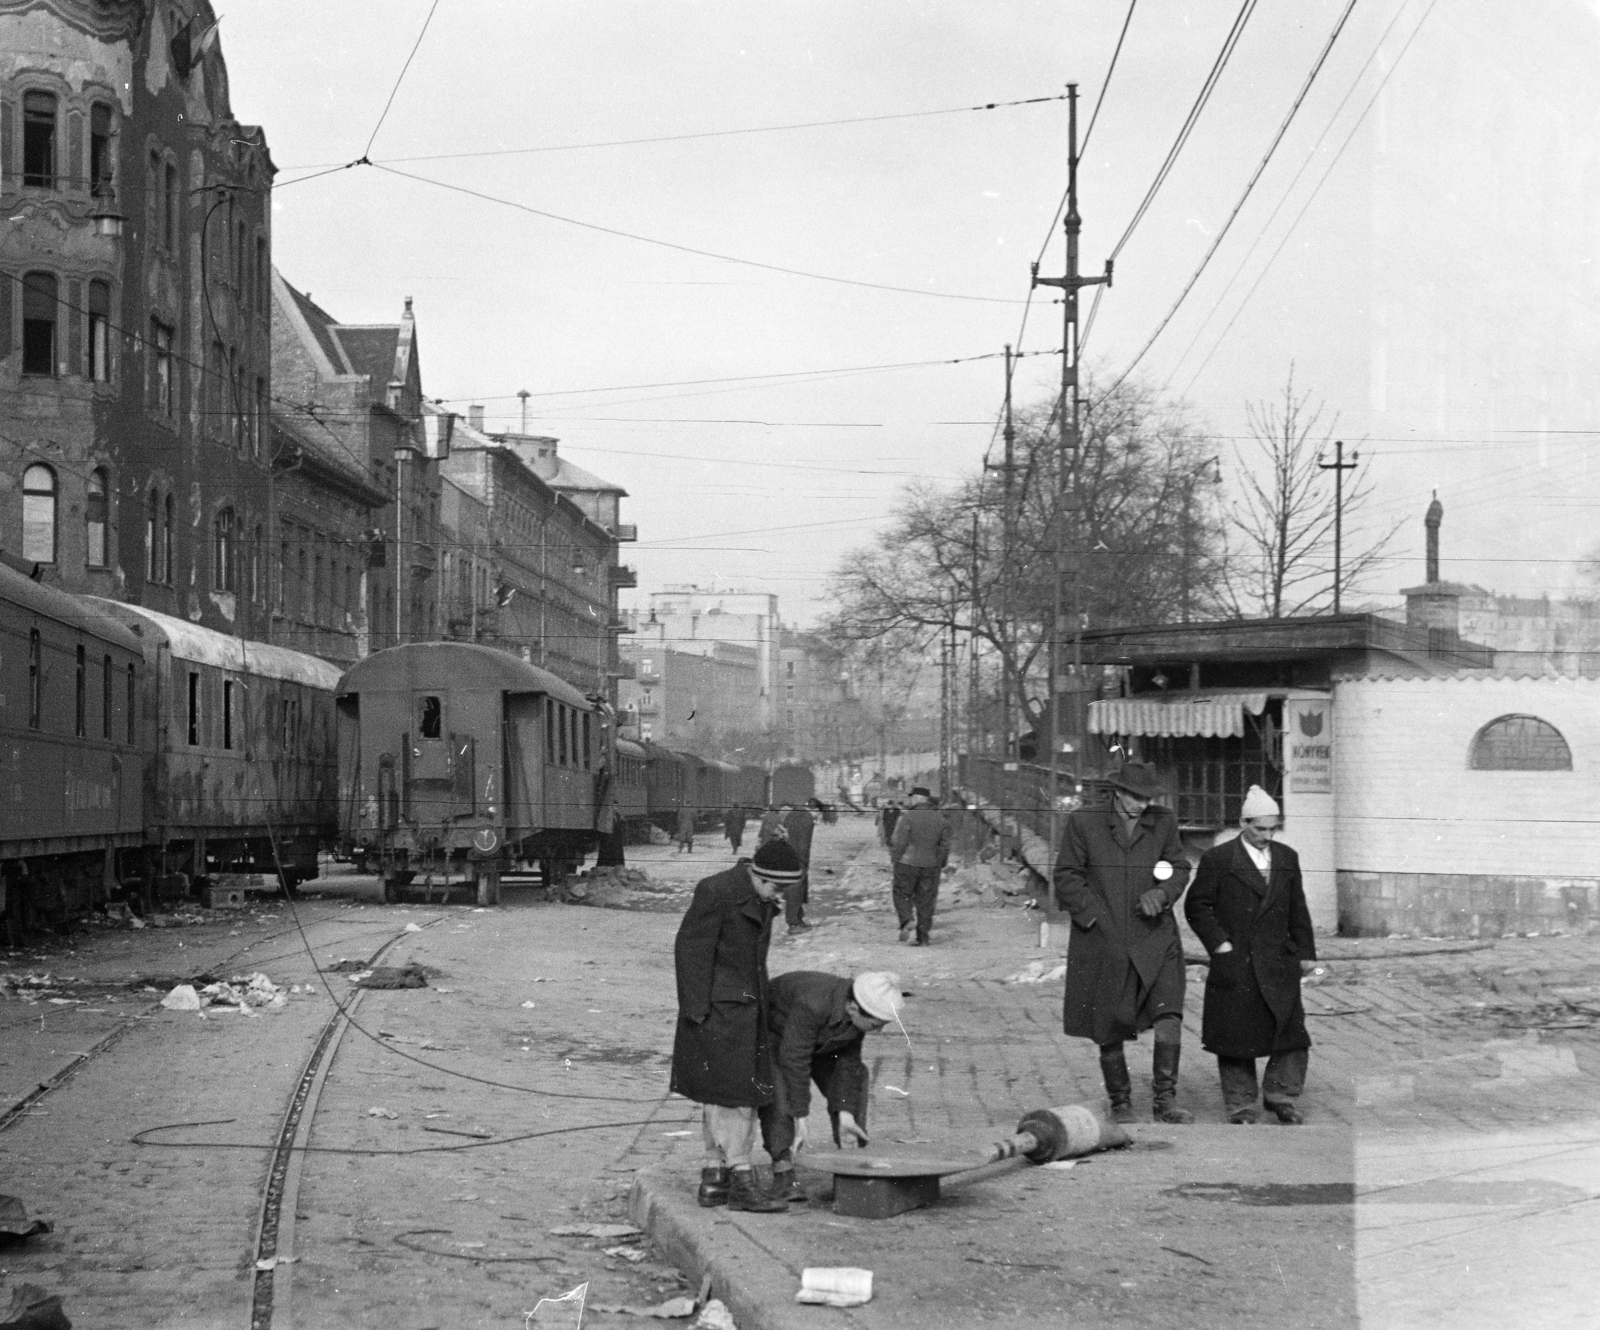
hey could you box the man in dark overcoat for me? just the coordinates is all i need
[781,802,816,932]
[1054,761,1194,1124]
[671,839,805,1212]
[889,787,950,945]
[757,970,902,1202]
[724,804,748,855]
[1184,785,1318,1124]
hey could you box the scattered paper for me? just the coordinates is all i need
[549,1223,641,1239]
[405,923,424,932]
[160,984,201,1011]
[254,1255,298,1271]
[1043,1160,1078,1171]
[367,1107,399,1119]
[797,1267,872,1308]
[882,1085,910,1097]
[661,1130,693,1138]
[604,1244,647,1262]
[692,1298,737,1329]
[521,1000,537,1008]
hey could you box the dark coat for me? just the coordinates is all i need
[1184,837,1316,1059]
[1054,803,1193,1045]
[783,808,815,865]
[757,810,786,846]
[669,864,781,1106]
[767,970,868,1120]
[725,807,748,841]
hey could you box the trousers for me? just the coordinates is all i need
[758,1052,868,1168]
[784,871,810,927]
[892,863,941,939]
[1217,1048,1308,1111]
[700,1103,759,1168]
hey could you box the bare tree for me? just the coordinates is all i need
[1223,370,1398,617]
[823,376,1227,740]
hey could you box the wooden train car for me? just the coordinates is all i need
[89,598,342,894]
[730,763,768,811]
[0,565,145,931]
[641,741,689,835]
[613,737,650,830]
[337,642,601,902]
[770,762,816,808]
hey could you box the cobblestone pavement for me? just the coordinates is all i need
[3,816,1599,1328]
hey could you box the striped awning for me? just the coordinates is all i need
[1088,692,1269,739]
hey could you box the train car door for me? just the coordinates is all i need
[503,694,543,844]
[409,691,452,828]
[336,695,361,841]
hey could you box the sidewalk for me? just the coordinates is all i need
[627,815,1600,1330]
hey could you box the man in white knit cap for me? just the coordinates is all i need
[1184,785,1318,1124]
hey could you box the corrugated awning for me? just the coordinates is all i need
[1088,692,1269,739]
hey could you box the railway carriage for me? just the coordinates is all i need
[88,599,342,895]
[612,737,650,835]
[0,565,145,932]
[337,642,601,902]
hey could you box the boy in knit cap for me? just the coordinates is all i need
[1184,785,1319,1124]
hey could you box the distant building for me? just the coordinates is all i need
[642,587,781,729]
[618,620,760,752]
[777,630,867,763]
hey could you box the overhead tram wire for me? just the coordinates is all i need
[1096,0,1360,405]
[362,0,444,160]
[1176,0,1440,395]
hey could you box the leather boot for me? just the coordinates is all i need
[726,1167,787,1213]
[769,1167,808,1204]
[1099,1045,1137,1124]
[697,1166,731,1207]
[1152,1043,1194,1124]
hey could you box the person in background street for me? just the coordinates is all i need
[724,804,748,856]
[670,838,806,1213]
[676,803,696,854]
[758,970,904,1203]
[878,800,902,847]
[1184,785,1317,1125]
[757,805,786,848]
[782,801,816,932]
[889,786,950,945]
[1054,761,1195,1125]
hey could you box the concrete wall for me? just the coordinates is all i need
[1334,675,1600,936]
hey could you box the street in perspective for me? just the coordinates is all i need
[6,3,1600,1328]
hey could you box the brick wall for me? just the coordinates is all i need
[1335,675,1600,936]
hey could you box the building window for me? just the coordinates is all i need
[256,236,269,310]
[187,671,200,745]
[126,662,136,742]
[1470,715,1572,771]
[254,376,266,458]
[29,631,42,730]
[89,103,114,196]
[22,464,56,563]
[22,272,58,375]
[150,318,174,416]
[88,280,111,382]
[163,159,178,251]
[251,525,263,603]
[86,468,108,568]
[214,508,235,592]
[75,645,86,737]
[162,494,173,582]
[145,489,158,581]
[313,553,323,623]
[223,679,235,749]
[102,654,113,740]
[298,547,308,619]
[22,91,56,189]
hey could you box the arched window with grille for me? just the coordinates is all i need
[86,468,108,568]
[22,465,57,563]
[1470,715,1572,771]
[214,507,236,592]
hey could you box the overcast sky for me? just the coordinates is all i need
[223,1,1600,627]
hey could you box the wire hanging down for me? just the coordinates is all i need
[363,0,444,159]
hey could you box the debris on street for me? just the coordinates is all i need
[0,1283,70,1330]
[549,1223,642,1239]
[0,1196,51,1245]
[351,963,429,989]
[796,1267,873,1308]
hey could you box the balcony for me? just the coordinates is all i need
[609,564,638,588]
[613,524,638,543]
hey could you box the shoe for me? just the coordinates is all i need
[769,1169,808,1204]
[697,1166,731,1207]
[1151,1044,1194,1124]
[726,1168,787,1213]
[789,921,813,932]
[1099,1046,1136,1125]
[911,938,928,947]
[1227,1107,1260,1125]
[1267,1101,1304,1125]
[898,922,914,944]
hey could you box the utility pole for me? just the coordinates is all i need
[984,346,1018,761]
[1031,83,1112,869]
[1317,439,1358,614]
[938,630,951,795]
[969,511,981,759]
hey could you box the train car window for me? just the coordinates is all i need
[187,671,200,745]
[558,704,569,766]
[546,700,556,764]
[419,695,442,739]
[571,710,580,770]
[126,663,136,743]
[223,680,235,750]
[28,630,41,730]
[75,645,86,737]
[582,712,592,770]
[102,655,112,740]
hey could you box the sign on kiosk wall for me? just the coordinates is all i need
[1287,698,1333,795]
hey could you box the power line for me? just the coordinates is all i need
[285,93,1068,170]
[363,0,444,159]
[1105,0,1260,264]
[1099,0,1360,400]
[369,162,1025,305]
[1081,0,1140,158]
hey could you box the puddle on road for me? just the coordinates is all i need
[1167,1181,1355,1206]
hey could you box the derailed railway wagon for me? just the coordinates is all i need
[337,642,602,903]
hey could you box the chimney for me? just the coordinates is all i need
[1425,490,1443,584]
[468,404,485,432]
[1404,491,1459,637]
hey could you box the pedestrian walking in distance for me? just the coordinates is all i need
[889,786,949,945]
[878,800,902,847]
[724,804,748,856]
[1054,761,1195,1124]
[676,803,695,853]
[782,800,816,932]
[670,839,806,1213]
[1184,786,1317,1125]
[759,970,904,1203]
[757,805,786,848]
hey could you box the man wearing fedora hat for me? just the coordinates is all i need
[889,786,951,945]
[758,970,903,1202]
[1185,785,1318,1124]
[671,839,807,1212]
[1055,760,1195,1124]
